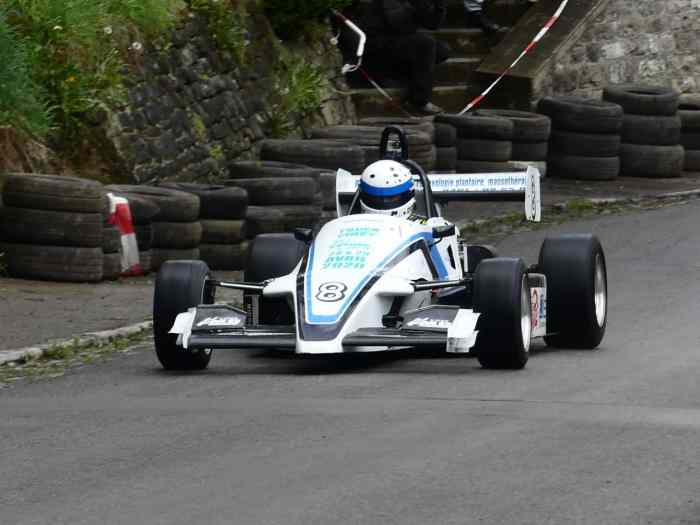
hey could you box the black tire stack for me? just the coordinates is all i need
[102,218,122,281]
[260,139,366,173]
[160,182,249,271]
[536,96,623,181]
[228,161,324,237]
[112,193,160,275]
[356,118,439,171]
[678,95,700,173]
[106,185,200,271]
[602,84,683,178]
[433,120,457,172]
[435,114,515,173]
[474,109,551,175]
[1,174,105,282]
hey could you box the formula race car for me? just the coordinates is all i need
[156,127,607,371]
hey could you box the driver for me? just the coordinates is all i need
[359,159,416,218]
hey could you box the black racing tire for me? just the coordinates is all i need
[2,243,103,282]
[107,192,159,225]
[245,206,286,237]
[434,122,457,146]
[474,109,552,142]
[105,185,199,222]
[200,220,247,244]
[357,117,436,142]
[619,144,684,178]
[549,130,621,157]
[547,154,620,180]
[455,160,520,173]
[536,97,623,134]
[679,99,700,131]
[684,150,700,172]
[473,257,530,370]
[510,141,549,161]
[0,207,102,248]
[199,242,249,270]
[153,260,215,370]
[227,161,323,181]
[151,248,200,271]
[602,84,680,116]
[139,250,152,275]
[681,133,700,150]
[135,224,153,251]
[457,139,512,161]
[151,221,202,249]
[621,114,682,146]
[319,172,337,210]
[435,114,514,140]
[2,174,105,213]
[102,252,122,281]
[275,204,323,230]
[245,234,307,325]
[102,225,121,254]
[435,146,458,171]
[308,125,432,147]
[158,183,248,220]
[225,177,318,206]
[260,139,366,173]
[539,234,607,349]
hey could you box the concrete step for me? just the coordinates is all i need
[435,57,482,86]
[421,28,491,57]
[351,86,472,119]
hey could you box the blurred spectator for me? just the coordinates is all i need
[463,0,509,35]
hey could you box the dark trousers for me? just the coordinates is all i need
[366,33,450,106]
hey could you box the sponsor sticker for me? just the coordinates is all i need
[196,316,242,328]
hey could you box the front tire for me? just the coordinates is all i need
[153,260,215,370]
[538,234,607,349]
[473,258,531,370]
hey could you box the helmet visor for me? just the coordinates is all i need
[360,189,415,210]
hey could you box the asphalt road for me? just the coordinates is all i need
[3,200,700,525]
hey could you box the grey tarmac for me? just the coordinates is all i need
[2,200,700,524]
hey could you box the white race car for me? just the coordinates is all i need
[155,128,607,371]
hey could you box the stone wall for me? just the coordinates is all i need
[102,12,355,183]
[534,0,700,99]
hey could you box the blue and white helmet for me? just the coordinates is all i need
[359,160,415,218]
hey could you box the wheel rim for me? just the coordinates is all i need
[594,252,607,327]
[520,275,532,352]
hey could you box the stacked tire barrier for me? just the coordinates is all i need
[228,161,324,237]
[602,85,683,178]
[160,182,249,271]
[678,95,700,173]
[1,174,105,282]
[260,139,365,174]
[433,121,457,172]
[112,193,160,275]
[106,185,200,271]
[435,114,515,173]
[356,118,439,172]
[537,96,623,181]
[474,109,551,176]
[102,220,122,281]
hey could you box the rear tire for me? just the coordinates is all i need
[473,258,531,370]
[245,234,306,325]
[153,260,215,370]
[539,234,607,349]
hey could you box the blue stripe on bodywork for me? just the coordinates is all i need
[359,179,413,197]
[305,232,449,324]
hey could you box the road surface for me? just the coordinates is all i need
[2,200,700,525]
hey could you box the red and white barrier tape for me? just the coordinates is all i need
[458,0,569,115]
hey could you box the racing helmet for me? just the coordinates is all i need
[359,159,415,217]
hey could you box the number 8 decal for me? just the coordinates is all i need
[316,282,347,302]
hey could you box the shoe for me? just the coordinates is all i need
[407,101,444,115]
[480,14,510,36]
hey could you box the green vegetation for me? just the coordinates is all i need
[268,48,326,137]
[189,0,251,64]
[2,0,184,145]
[0,329,151,386]
[263,0,351,40]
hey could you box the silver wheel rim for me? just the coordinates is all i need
[594,253,607,327]
[520,275,532,352]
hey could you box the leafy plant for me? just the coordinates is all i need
[268,48,326,137]
[0,9,52,138]
[188,0,251,64]
[263,0,351,40]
